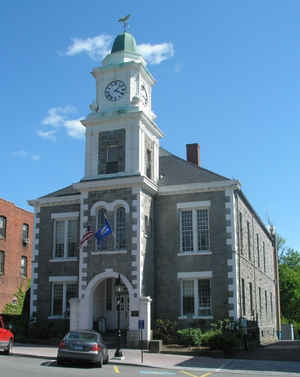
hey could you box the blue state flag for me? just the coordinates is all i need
[95,218,112,244]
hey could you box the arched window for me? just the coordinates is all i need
[97,208,107,250]
[115,207,126,249]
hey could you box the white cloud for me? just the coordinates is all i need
[137,43,174,64]
[12,150,27,158]
[65,35,113,60]
[63,34,174,64]
[64,119,85,139]
[37,129,57,141]
[39,106,85,141]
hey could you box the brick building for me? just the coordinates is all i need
[0,198,33,312]
[29,29,280,345]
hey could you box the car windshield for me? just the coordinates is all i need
[67,332,98,342]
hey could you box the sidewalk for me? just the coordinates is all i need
[13,343,300,375]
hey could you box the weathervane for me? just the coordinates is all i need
[118,14,131,32]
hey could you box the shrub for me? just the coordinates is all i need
[153,319,179,344]
[177,328,202,346]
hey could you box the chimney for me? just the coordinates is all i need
[186,143,200,167]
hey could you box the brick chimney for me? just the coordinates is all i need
[186,143,200,167]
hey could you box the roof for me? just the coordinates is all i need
[40,185,80,199]
[158,147,230,186]
[111,32,137,54]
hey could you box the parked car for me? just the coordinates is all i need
[57,330,109,367]
[0,315,14,355]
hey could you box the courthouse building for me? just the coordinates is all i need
[29,28,280,345]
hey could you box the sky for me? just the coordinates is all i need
[1,1,299,251]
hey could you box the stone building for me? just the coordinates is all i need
[29,29,280,345]
[0,198,33,312]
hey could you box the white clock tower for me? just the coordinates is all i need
[81,31,163,183]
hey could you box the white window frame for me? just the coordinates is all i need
[48,276,78,319]
[178,271,213,319]
[51,212,79,260]
[177,201,211,255]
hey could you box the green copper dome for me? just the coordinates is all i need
[111,32,137,54]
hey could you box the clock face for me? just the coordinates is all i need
[105,80,126,102]
[141,85,148,106]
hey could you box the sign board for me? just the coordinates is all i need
[131,310,139,317]
[138,319,144,330]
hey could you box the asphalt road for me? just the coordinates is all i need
[1,354,300,377]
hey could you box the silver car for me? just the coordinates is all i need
[57,330,109,367]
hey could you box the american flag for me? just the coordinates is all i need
[79,225,94,248]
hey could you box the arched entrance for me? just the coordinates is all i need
[93,276,129,332]
[82,271,134,333]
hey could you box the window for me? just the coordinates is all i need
[50,282,78,317]
[0,251,4,275]
[54,219,78,258]
[239,212,243,253]
[249,282,253,316]
[21,256,27,277]
[22,224,29,245]
[247,221,251,260]
[0,216,6,239]
[144,215,152,238]
[258,287,262,319]
[181,279,211,318]
[263,241,266,272]
[97,208,108,250]
[106,145,122,173]
[180,208,209,253]
[146,149,152,179]
[241,278,246,316]
[265,290,268,317]
[115,207,126,249]
[106,279,113,311]
[270,292,273,317]
[256,234,260,268]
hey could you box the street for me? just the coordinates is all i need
[1,355,300,377]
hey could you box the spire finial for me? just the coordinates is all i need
[118,14,131,32]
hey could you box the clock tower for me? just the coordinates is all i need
[81,31,163,183]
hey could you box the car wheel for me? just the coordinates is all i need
[97,353,103,368]
[4,340,13,355]
[104,351,109,364]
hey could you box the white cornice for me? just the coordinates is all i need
[28,195,80,208]
[73,175,158,194]
[159,180,240,196]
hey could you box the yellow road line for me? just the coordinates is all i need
[180,371,211,377]
[113,365,120,374]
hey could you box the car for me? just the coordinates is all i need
[57,330,109,367]
[0,315,14,355]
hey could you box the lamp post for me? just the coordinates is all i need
[114,274,124,358]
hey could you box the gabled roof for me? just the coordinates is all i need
[158,147,230,186]
[40,185,80,199]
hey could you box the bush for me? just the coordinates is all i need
[201,329,222,347]
[207,332,240,351]
[153,319,179,344]
[177,328,202,346]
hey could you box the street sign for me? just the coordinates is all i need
[138,319,144,329]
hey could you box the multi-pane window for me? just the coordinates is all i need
[116,207,126,249]
[181,279,211,317]
[22,224,29,245]
[146,149,152,179]
[265,290,268,317]
[54,219,78,258]
[263,242,266,273]
[51,282,78,317]
[106,145,122,173]
[97,208,108,250]
[247,221,251,260]
[241,278,246,316]
[249,282,253,316]
[0,216,6,239]
[180,208,209,253]
[256,234,260,268]
[258,287,262,319]
[239,212,243,253]
[21,256,27,277]
[270,292,273,317]
[0,251,4,275]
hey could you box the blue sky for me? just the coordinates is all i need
[1,1,299,250]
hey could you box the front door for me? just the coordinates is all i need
[119,293,129,329]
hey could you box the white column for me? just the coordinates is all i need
[139,296,152,341]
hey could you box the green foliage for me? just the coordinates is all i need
[207,332,240,351]
[2,286,27,315]
[279,248,300,322]
[281,317,300,339]
[153,319,179,344]
[177,328,202,346]
[200,329,222,346]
